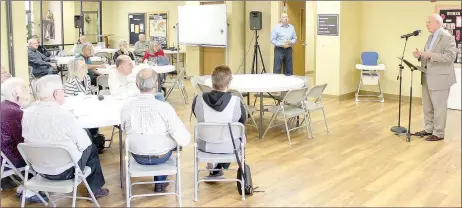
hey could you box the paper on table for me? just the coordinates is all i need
[130,24,134,32]
[135,25,140,33]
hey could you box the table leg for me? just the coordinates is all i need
[259,92,263,139]
[118,125,123,188]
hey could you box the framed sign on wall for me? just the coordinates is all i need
[148,12,168,49]
[437,6,461,64]
[128,13,146,45]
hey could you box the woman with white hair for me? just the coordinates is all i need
[113,39,135,62]
[0,78,45,202]
[63,58,92,96]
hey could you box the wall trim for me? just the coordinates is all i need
[323,90,423,103]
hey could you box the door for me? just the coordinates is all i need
[286,1,306,76]
[200,1,226,75]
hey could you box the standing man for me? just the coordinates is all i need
[412,14,458,141]
[271,13,297,76]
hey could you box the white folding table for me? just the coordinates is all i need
[203,74,305,139]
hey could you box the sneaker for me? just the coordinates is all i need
[25,194,48,203]
[92,188,109,199]
[203,170,225,181]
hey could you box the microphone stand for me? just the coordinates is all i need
[390,36,409,135]
[397,57,418,142]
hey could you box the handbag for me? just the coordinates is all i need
[228,123,257,196]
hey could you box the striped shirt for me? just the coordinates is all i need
[63,75,92,96]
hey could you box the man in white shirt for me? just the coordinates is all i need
[121,68,190,192]
[22,75,109,198]
[108,55,139,96]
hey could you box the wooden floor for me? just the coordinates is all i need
[2,80,461,207]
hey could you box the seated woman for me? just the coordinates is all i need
[69,36,91,56]
[64,59,106,153]
[76,42,105,86]
[1,77,45,202]
[142,41,169,95]
[113,39,135,62]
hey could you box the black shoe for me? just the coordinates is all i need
[154,183,169,193]
[414,130,432,137]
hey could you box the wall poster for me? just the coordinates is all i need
[438,6,462,64]
[128,13,146,45]
[148,12,168,49]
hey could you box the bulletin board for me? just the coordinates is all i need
[148,12,169,49]
[128,13,146,45]
[437,6,461,64]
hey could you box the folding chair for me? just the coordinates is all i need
[301,84,329,138]
[229,89,258,129]
[262,87,310,145]
[125,134,182,207]
[194,122,246,202]
[189,76,206,121]
[163,66,188,105]
[17,143,100,208]
[197,83,212,93]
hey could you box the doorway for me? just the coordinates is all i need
[285,0,306,76]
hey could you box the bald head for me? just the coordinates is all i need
[280,13,289,25]
[116,55,133,75]
[139,34,146,42]
[426,14,443,33]
[136,68,158,93]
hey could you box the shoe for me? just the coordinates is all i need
[203,170,225,181]
[414,130,432,137]
[25,194,48,203]
[425,135,444,141]
[154,183,170,193]
[92,188,109,199]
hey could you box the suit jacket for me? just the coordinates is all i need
[419,29,458,91]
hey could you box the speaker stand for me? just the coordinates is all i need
[251,30,266,74]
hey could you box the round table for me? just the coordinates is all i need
[97,64,175,75]
[61,95,134,187]
[203,74,305,138]
[53,56,102,65]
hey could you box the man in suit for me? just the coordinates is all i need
[412,14,458,141]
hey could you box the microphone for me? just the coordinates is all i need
[401,30,421,39]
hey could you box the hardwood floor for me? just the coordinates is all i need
[2,81,461,207]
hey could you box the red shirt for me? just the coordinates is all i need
[142,49,165,63]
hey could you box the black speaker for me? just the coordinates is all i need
[74,15,83,28]
[249,11,262,30]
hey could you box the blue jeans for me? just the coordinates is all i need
[273,46,293,76]
[132,150,172,181]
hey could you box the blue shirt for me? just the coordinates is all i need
[270,23,297,47]
[427,28,441,51]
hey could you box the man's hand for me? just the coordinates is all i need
[50,63,57,69]
[420,51,433,59]
[412,48,422,59]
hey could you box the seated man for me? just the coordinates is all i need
[76,42,104,86]
[192,65,246,179]
[109,55,164,100]
[27,38,57,78]
[0,77,43,202]
[133,34,150,59]
[22,75,109,198]
[121,68,191,192]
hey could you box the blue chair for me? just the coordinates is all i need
[355,52,386,102]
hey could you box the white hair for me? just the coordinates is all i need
[81,42,95,55]
[67,58,86,77]
[1,77,25,101]
[431,14,444,25]
[27,38,38,46]
[34,75,63,99]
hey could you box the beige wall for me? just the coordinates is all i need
[1,1,9,68]
[11,1,29,81]
[339,1,361,95]
[102,1,184,48]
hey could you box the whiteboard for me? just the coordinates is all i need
[178,4,227,47]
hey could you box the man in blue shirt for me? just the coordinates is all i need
[270,13,297,76]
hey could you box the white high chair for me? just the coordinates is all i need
[355,52,386,102]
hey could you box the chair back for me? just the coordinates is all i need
[228,89,245,101]
[195,122,246,144]
[190,76,205,96]
[307,84,328,102]
[17,143,76,175]
[197,83,212,93]
[282,87,309,106]
[97,75,109,90]
[361,52,379,66]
